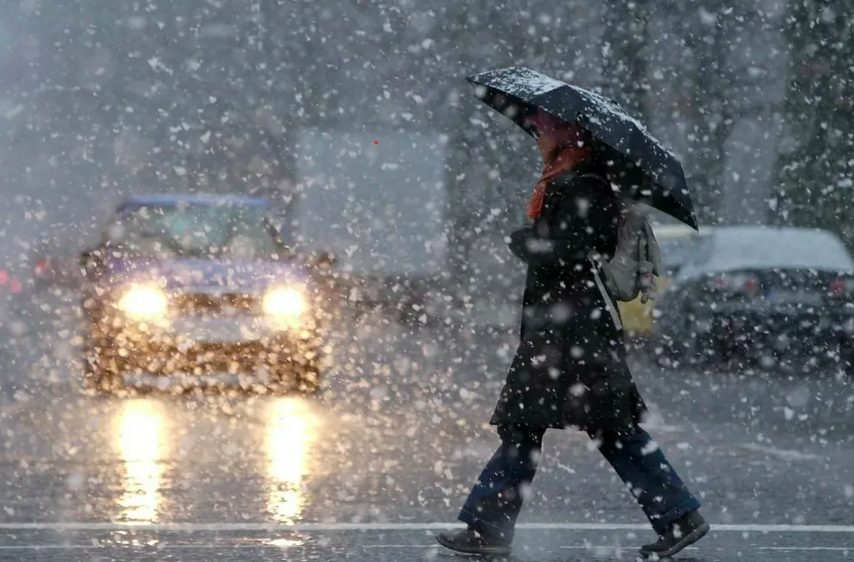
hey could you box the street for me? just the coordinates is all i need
[1,310,854,560]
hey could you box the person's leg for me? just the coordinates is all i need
[457,424,546,544]
[595,425,701,534]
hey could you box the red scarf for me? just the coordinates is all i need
[526,146,591,221]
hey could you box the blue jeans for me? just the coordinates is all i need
[459,424,701,543]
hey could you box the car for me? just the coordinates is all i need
[0,270,28,353]
[20,233,87,342]
[654,226,854,371]
[78,194,336,393]
[30,235,85,292]
[346,274,436,326]
[618,224,713,338]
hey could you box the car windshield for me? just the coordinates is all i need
[109,204,286,261]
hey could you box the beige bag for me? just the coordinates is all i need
[600,204,663,303]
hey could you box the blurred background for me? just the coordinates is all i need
[2,0,851,282]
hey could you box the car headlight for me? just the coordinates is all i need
[118,286,168,319]
[263,287,306,316]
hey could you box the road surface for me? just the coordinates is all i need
[0,306,853,560]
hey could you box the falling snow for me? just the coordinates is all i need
[0,0,851,559]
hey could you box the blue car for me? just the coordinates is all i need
[79,194,335,393]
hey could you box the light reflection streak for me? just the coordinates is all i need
[116,399,167,523]
[265,398,317,525]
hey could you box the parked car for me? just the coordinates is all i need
[654,226,854,371]
[618,224,713,337]
[79,194,337,393]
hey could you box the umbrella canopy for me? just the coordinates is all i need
[467,66,698,230]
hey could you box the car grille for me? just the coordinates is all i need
[172,293,260,316]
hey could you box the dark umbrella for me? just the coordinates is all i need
[466,66,698,230]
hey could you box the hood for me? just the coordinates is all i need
[103,258,310,292]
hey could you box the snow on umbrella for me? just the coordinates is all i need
[466,66,698,230]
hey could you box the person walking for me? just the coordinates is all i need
[436,107,709,559]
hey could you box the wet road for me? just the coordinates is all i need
[1,306,854,560]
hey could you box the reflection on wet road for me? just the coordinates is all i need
[0,392,341,525]
[109,396,321,525]
[265,398,317,524]
[116,399,167,523]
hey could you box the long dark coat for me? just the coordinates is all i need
[490,162,647,434]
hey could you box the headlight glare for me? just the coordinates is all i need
[118,286,168,319]
[263,288,305,316]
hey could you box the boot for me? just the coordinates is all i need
[436,526,512,556]
[640,510,710,559]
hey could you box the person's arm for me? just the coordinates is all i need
[508,174,618,266]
